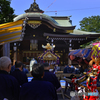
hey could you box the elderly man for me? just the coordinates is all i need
[0,56,20,100]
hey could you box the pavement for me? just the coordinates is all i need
[57,87,71,100]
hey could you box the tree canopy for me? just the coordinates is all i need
[78,15,100,48]
[0,0,15,24]
[79,15,100,33]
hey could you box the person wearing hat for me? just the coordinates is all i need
[20,63,58,100]
[0,56,20,100]
[43,62,61,91]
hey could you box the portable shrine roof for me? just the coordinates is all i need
[38,50,60,61]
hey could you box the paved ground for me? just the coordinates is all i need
[58,80,72,100]
[57,88,71,100]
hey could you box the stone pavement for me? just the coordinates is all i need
[57,88,71,100]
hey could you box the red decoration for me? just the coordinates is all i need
[70,55,75,60]
[84,59,89,64]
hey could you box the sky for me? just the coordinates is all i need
[10,0,100,29]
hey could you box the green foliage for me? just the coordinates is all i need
[80,38,100,48]
[78,15,100,48]
[0,0,15,24]
[79,15,100,33]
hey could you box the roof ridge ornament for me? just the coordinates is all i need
[25,0,44,13]
[42,43,55,50]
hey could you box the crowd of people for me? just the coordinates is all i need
[0,56,61,100]
[63,64,92,92]
[1,56,100,100]
[63,63,91,75]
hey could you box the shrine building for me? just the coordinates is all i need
[0,0,100,66]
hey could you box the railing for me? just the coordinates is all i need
[55,71,100,95]
[55,71,80,81]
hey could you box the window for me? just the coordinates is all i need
[30,40,38,50]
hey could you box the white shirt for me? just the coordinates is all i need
[30,58,37,71]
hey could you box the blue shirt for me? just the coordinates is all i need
[22,68,29,74]
[63,66,69,73]
[10,65,15,73]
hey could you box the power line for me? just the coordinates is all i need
[44,7,100,13]
[44,0,56,11]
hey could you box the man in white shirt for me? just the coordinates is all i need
[30,58,37,71]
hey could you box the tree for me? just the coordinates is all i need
[79,15,100,33]
[78,15,100,48]
[0,0,15,24]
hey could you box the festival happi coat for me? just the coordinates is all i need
[72,42,100,100]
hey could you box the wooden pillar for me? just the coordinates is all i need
[51,39,54,51]
[68,40,72,65]
[13,51,17,65]
[13,43,17,65]
[51,39,54,46]
[3,43,10,57]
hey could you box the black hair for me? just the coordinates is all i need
[43,62,49,67]
[15,61,23,68]
[22,64,26,68]
[31,63,44,78]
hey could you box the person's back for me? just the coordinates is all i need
[67,64,74,73]
[0,56,20,100]
[67,66,72,73]
[64,64,74,73]
[0,70,20,100]
[43,63,61,90]
[20,79,57,100]
[20,63,57,100]
[63,65,68,73]
[11,61,28,86]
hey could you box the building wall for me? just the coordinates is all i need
[12,40,69,66]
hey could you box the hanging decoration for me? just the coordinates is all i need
[27,20,42,29]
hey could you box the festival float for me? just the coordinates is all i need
[69,42,100,100]
[38,43,60,69]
